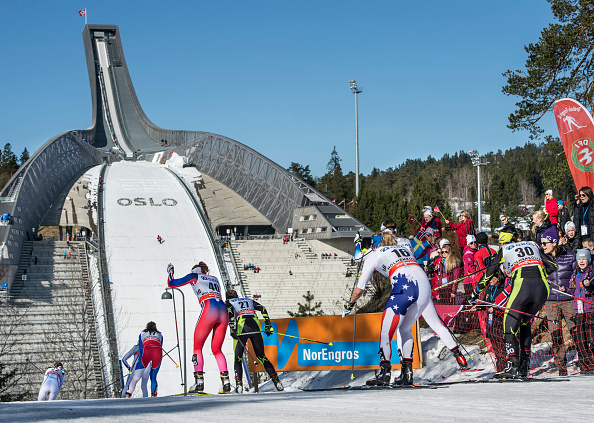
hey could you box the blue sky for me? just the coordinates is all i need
[0,1,559,177]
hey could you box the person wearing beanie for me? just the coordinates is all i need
[568,249,594,373]
[545,190,559,226]
[438,238,450,249]
[420,208,442,238]
[472,232,496,288]
[560,221,580,254]
[558,200,571,234]
[541,226,576,376]
[462,234,478,303]
[469,231,557,379]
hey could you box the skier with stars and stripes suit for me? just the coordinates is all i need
[343,220,468,386]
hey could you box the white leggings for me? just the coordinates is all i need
[126,363,152,397]
[38,380,60,401]
[380,273,457,361]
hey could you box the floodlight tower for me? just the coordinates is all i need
[469,150,489,231]
[349,80,362,198]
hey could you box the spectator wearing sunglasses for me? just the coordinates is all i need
[574,186,594,242]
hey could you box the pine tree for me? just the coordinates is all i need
[287,291,324,317]
[19,148,30,166]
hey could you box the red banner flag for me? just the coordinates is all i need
[554,98,594,191]
[78,9,86,16]
[433,206,440,214]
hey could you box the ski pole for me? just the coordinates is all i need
[547,281,594,306]
[475,300,560,325]
[432,261,500,292]
[162,348,180,368]
[436,313,474,361]
[25,358,44,374]
[168,285,184,383]
[350,303,357,380]
[238,330,333,346]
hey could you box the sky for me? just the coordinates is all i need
[0,1,561,177]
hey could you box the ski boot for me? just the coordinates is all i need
[189,371,205,393]
[451,346,469,370]
[392,358,413,386]
[235,377,243,394]
[494,358,520,379]
[220,371,231,394]
[366,361,391,386]
[124,392,132,398]
[518,356,530,378]
[151,391,158,397]
[271,373,284,391]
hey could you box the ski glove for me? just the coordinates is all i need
[167,263,174,274]
[343,301,355,315]
[264,322,273,336]
[354,234,363,244]
[468,291,479,306]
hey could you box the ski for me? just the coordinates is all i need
[301,384,442,392]
[169,392,212,396]
[460,368,485,372]
[426,377,570,387]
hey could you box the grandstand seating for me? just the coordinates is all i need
[230,238,357,318]
[2,241,104,400]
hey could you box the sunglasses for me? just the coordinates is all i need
[441,251,450,255]
[580,194,588,198]
[541,241,553,246]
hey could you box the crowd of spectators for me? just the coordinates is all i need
[414,189,594,374]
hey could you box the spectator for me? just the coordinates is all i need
[545,189,559,227]
[420,209,442,238]
[559,222,580,254]
[444,210,475,251]
[438,238,450,250]
[289,270,293,276]
[481,269,510,372]
[532,210,552,247]
[428,244,460,305]
[568,248,594,374]
[541,226,576,376]
[498,215,517,235]
[462,235,478,300]
[584,239,594,253]
[473,232,496,288]
[573,186,594,242]
[63,251,67,260]
[558,200,571,234]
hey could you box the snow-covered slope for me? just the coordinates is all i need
[103,161,234,396]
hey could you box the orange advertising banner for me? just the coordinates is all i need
[554,98,594,190]
[247,313,421,372]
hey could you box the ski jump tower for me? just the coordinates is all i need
[0,25,371,397]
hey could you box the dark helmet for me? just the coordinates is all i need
[226,289,238,299]
[145,321,157,332]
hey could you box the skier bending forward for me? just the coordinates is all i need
[125,321,163,397]
[37,362,65,401]
[344,221,468,386]
[167,261,230,393]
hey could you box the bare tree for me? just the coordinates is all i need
[42,262,101,399]
[0,302,30,401]
[519,179,537,206]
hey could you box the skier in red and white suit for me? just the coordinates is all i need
[37,362,65,401]
[344,221,468,386]
[167,261,230,393]
[125,322,163,397]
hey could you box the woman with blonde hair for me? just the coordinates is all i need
[533,210,552,247]
[428,244,461,305]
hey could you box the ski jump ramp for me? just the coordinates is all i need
[103,161,233,396]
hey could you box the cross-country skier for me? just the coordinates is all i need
[225,289,283,393]
[167,261,230,393]
[470,230,557,378]
[37,362,65,401]
[120,344,149,397]
[125,322,163,397]
[343,220,468,386]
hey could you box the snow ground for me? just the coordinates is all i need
[3,328,590,422]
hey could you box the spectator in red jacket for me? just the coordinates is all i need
[545,189,559,227]
[462,234,478,298]
[445,210,475,252]
[420,209,442,238]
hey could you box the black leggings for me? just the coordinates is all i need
[503,270,549,360]
[234,334,276,381]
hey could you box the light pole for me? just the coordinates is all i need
[349,80,362,197]
[161,287,186,395]
[469,150,489,231]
